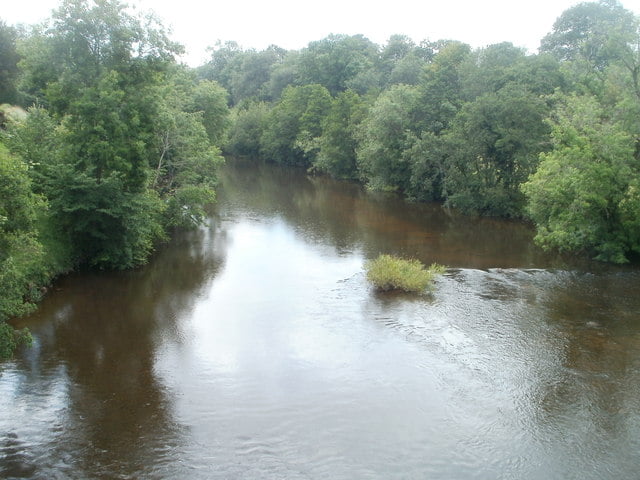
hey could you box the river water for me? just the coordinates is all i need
[2,159,640,479]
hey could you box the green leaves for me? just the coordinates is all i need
[297,34,379,95]
[0,144,48,323]
[0,322,32,361]
[540,0,638,70]
[313,90,366,180]
[226,101,270,157]
[260,84,331,166]
[443,85,551,217]
[365,254,446,293]
[0,21,20,104]
[0,144,38,237]
[164,185,216,229]
[193,80,231,145]
[356,84,420,192]
[10,1,227,271]
[522,94,639,263]
[7,0,640,268]
[44,167,163,269]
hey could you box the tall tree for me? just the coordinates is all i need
[297,34,379,95]
[415,41,471,135]
[230,46,286,103]
[402,42,472,201]
[523,94,640,263]
[192,79,231,146]
[540,0,637,70]
[199,43,286,104]
[260,84,331,166]
[226,101,270,157]
[197,40,243,94]
[380,35,434,87]
[0,21,20,104]
[0,143,45,320]
[151,67,226,228]
[0,143,39,357]
[540,0,638,99]
[443,85,551,217]
[17,0,187,269]
[356,84,420,192]
[460,42,527,98]
[314,90,367,180]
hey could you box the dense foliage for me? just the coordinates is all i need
[3,0,640,356]
[523,94,640,262]
[215,0,640,263]
[0,0,228,357]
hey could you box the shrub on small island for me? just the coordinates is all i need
[365,254,446,293]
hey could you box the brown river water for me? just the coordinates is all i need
[2,159,640,479]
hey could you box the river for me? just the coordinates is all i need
[2,159,640,479]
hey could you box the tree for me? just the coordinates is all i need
[297,34,379,95]
[197,40,243,94]
[199,43,287,104]
[415,41,471,135]
[405,131,447,202]
[540,0,639,98]
[0,143,46,321]
[356,84,420,192]
[230,46,286,102]
[226,101,270,157]
[265,50,301,100]
[381,35,416,67]
[1,106,75,275]
[151,67,226,229]
[540,0,637,70]
[443,85,551,217]
[313,90,367,179]
[0,20,20,104]
[192,79,231,146]
[46,168,166,268]
[523,94,640,263]
[461,42,526,96]
[16,0,192,269]
[387,53,427,86]
[1,106,63,194]
[260,84,331,166]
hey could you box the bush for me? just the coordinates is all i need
[0,322,32,360]
[365,254,446,293]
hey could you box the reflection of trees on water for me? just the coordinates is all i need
[219,159,574,269]
[4,159,639,478]
[2,222,228,478]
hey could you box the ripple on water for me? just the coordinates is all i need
[5,168,640,480]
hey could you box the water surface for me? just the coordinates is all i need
[2,160,639,479]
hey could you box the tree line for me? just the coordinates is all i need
[0,0,229,355]
[1,0,640,355]
[209,0,640,265]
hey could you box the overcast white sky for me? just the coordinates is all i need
[4,0,640,66]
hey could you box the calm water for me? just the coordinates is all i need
[2,160,640,479]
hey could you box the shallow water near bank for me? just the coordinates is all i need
[2,159,640,479]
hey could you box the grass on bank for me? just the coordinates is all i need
[365,254,446,293]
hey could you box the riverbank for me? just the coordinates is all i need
[3,159,639,479]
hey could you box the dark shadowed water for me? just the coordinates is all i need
[2,159,640,479]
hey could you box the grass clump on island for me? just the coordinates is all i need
[365,254,446,293]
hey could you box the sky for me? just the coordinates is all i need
[4,0,640,66]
